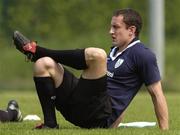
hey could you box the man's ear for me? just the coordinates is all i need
[128,26,136,36]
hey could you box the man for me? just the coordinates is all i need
[0,100,22,122]
[12,8,168,130]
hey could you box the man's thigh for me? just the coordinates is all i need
[55,68,79,105]
[60,75,112,128]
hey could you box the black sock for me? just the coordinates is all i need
[0,110,16,122]
[32,46,87,70]
[34,77,57,128]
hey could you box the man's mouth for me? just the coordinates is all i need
[112,36,116,41]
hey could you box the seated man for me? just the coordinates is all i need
[0,100,22,122]
[12,8,168,130]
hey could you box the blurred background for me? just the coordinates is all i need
[0,0,179,92]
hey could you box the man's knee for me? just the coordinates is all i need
[34,57,64,87]
[33,57,61,76]
[85,48,107,62]
[83,48,107,79]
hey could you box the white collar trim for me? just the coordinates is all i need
[109,40,140,61]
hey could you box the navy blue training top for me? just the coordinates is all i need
[106,39,161,125]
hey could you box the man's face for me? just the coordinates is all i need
[109,15,135,47]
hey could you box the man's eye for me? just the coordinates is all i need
[113,25,119,29]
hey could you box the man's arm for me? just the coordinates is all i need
[147,81,169,130]
[110,110,125,128]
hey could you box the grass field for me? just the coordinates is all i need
[0,90,179,135]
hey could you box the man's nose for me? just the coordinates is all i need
[109,28,114,35]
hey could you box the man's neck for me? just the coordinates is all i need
[117,37,138,52]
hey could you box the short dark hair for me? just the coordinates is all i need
[113,8,142,37]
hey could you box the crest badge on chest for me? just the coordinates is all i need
[115,58,124,68]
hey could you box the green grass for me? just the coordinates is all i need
[0,90,179,135]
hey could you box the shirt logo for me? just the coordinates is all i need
[115,59,124,68]
[107,71,114,78]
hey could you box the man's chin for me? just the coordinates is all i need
[112,43,119,47]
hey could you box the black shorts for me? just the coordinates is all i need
[55,68,112,128]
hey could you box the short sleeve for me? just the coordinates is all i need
[135,48,161,86]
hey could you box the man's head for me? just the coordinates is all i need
[109,8,142,48]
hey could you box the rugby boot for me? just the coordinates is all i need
[7,100,23,122]
[34,123,59,130]
[13,31,37,60]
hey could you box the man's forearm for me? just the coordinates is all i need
[147,81,169,130]
[153,94,169,130]
[110,111,125,128]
